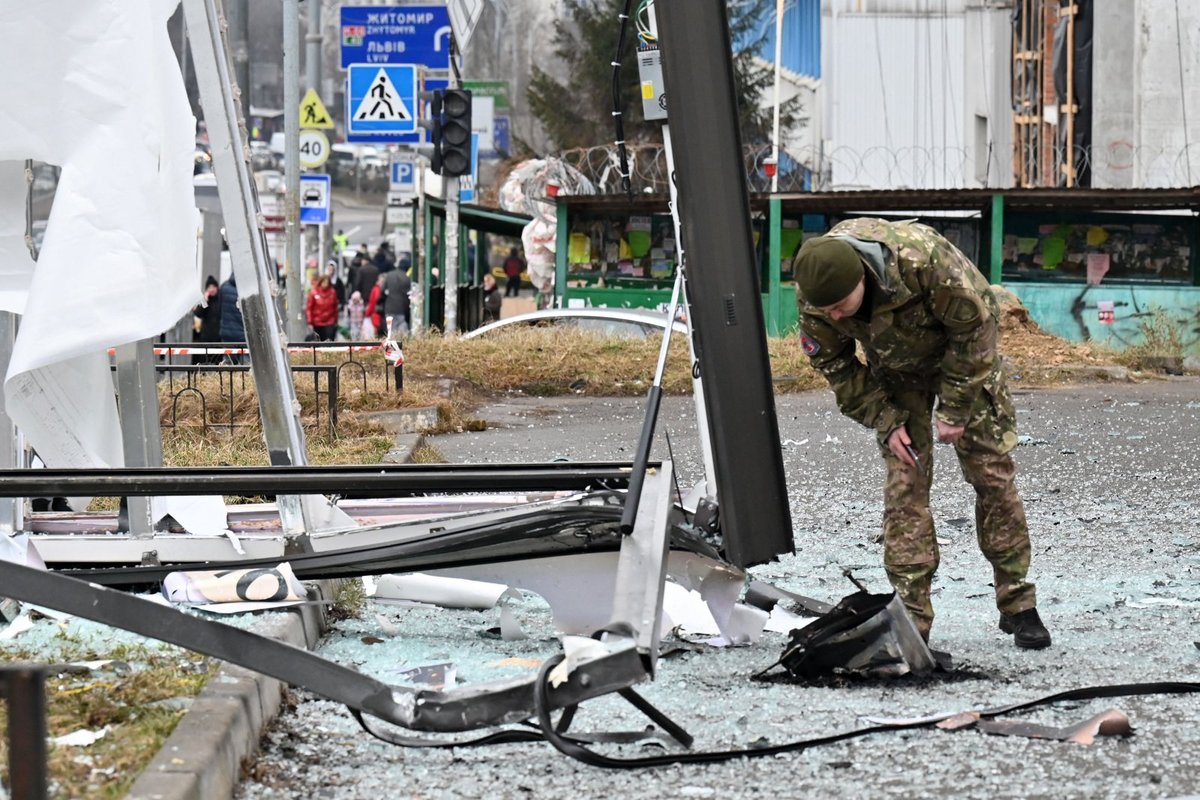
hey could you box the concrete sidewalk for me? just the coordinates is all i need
[126,430,424,800]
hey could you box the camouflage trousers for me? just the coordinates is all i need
[879,380,1037,639]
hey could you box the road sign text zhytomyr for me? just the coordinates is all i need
[339,6,452,70]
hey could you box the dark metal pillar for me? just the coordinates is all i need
[655,0,793,567]
[2,667,48,800]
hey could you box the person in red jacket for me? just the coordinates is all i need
[363,273,387,337]
[305,274,340,341]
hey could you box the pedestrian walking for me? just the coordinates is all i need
[305,274,340,341]
[364,273,386,338]
[217,272,246,363]
[192,275,222,364]
[347,291,368,339]
[503,246,525,297]
[793,218,1050,649]
[355,256,380,304]
[382,264,412,336]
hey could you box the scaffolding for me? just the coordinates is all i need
[1012,0,1086,188]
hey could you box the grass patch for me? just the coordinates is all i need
[0,640,213,799]
[409,441,448,464]
[1105,307,1186,373]
[329,579,367,622]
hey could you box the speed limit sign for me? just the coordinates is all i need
[298,129,329,169]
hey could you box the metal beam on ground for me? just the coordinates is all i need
[0,462,643,497]
[0,468,696,735]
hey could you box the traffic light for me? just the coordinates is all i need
[440,89,472,178]
[418,89,443,174]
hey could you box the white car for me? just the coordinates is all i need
[463,307,688,339]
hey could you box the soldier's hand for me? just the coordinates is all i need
[886,426,918,467]
[936,419,965,444]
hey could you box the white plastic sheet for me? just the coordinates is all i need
[0,0,199,470]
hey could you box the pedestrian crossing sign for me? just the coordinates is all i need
[299,88,334,129]
[347,64,417,138]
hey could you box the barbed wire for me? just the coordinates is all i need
[549,142,1200,194]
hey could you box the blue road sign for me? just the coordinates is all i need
[347,64,417,138]
[340,6,452,70]
[345,74,446,144]
[492,115,510,156]
[391,159,415,190]
[299,174,331,225]
[459,133,480,203]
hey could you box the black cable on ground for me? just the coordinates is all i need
[347,658,1200,766]
[530,653,1200,769]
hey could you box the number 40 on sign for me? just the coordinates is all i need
[299,129,330,169]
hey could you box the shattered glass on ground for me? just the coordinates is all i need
[238,381,1200,798]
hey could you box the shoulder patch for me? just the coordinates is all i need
[933,290,984,328]
[800,333,821,356]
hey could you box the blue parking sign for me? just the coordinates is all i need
[391,159,415,190]
[347,64,417,138]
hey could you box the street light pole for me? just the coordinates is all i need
[283,0,306,341]
[770,0,784,193]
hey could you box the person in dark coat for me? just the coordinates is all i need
[482,273,502,323]
[355,257,380,304]
[192,275,222,364]
[218,273,246,362]
[382,265,412,335]
[326,260,346,309]
[373,241,396,273]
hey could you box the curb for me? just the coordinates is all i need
[126,431,425,800]
[125,581,339,800]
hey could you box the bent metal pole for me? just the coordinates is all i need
[619,268,685,533]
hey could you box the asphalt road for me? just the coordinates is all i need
[238,379,1200,799]
[330,192,386,252]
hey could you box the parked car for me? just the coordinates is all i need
[249,141,278,171]
[463,308,688,340]
[253,170,284,195]
[356,144,387,175]
[328,144,358,182]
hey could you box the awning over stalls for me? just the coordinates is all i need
[555,186,1200,217]
[424,197,532,237]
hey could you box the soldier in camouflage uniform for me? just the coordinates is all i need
[793,218,1050,649]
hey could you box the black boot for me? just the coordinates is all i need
[999,608,1051,649]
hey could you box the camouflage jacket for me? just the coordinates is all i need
[797,218,1002,436]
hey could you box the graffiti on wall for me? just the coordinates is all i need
[1069,285,1200,354]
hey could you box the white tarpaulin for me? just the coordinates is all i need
[0,1,224,530]
[0,0,199,460]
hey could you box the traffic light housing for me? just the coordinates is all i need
[440,89,472,178]
[418,89,443,174]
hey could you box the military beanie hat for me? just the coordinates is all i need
[793,236,864,307]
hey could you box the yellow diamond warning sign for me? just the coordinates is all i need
[299,88,334,129]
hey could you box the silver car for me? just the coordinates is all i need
[463,307,688,339]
